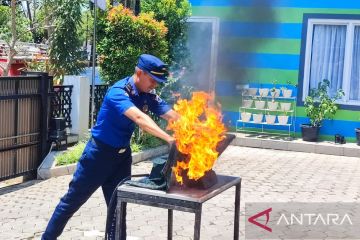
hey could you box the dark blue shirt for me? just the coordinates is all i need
[91,77,171,148]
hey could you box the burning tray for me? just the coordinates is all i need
[162,133,235,191]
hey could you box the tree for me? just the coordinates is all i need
[0,5,33,43]
[0,0,14,7]
[48,0,86,80]
[141,0,191,70]
[97,5,168,84]
[0,6,9,25]
[141,0,192,102]
[0,0,32,75]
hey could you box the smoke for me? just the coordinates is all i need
[167,0,277,97]
[181,18,216,93]
[218,0,276,94]
[161,18,217,103]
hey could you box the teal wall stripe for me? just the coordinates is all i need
[192,7,360,23]
[220,52,300,70]
[220,38,301,54]
[190,0,360,9]
[217,67,299,85]
[189,1,360,137]
[220,22,302,39]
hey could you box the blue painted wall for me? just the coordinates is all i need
[189,0,360,140]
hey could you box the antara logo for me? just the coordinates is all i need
[248,208,272,232]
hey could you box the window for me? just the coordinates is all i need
[302,18,360,106]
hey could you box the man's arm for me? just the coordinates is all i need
[124,106,174,144]
[160,109,180,122]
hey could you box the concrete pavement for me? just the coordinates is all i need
[1,146,360,239]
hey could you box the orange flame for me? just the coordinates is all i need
[167,91,226,184]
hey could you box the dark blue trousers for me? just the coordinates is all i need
[42,138,132,240]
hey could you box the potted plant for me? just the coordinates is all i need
[301,79,344,142]
[259,87,269,97]
[254,94,265,110]
[278,109,289,125]
[242,99,253,108]
[253,113,264,123]
[241,111,252,122]
[280,101,291,111]
[281,80,294,98]
[19,54,51,77]
[243,88,258,96]
[270,80,280,98]
[355,116,360,146]
[267,99,278,110]
[355,127,360,146]
[265,113,276,124]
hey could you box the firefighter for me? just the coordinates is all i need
[42,54,179,240]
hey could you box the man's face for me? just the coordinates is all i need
[138,70,158,93]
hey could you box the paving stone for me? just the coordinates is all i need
[1,146,360,239]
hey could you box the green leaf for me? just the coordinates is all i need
[304,79,344,126]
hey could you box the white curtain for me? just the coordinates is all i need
[350,26,360,100]
[309,25,346,97]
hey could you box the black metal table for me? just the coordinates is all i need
[115,174,241,240]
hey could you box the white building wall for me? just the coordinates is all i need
[63,76,90,140]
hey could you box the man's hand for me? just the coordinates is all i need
[167,137,176,146]
[161,110,178,145]
[124,106,175,144]
[161,109,180,122]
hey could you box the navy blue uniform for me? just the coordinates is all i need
[42,76,170,240]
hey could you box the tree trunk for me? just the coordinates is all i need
[44,0,53,42]
[2,0,17,76]
[26,0,37,42]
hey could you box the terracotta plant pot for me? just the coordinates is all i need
[259,88,269,97]
[267,101,278,110]
[242,99,253,108]
[280,102,291,111]
[241,112,252,122]
[278,115,289,125]
[270,89,280,98]
[245,88,258,96]
[265,115,276,124]
[255,100,266,110]
[282,89,293,98]
[253,113,264,123]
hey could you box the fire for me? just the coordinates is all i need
[167,91,226,184]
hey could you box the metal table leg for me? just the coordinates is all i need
[115,201,127,240]
[234,182,241,240]
[168,209,173,240]
[194,206,202,240]
[115,202,121,240]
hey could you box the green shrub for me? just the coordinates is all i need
[0,5,32,42]
[55,141,86,166]
[49,0,86,80]
[141,0,193,103]
[98,5,168,84]
[55,135,164,166]
[130,142,142,153]
[141,0,191,70]
[304,79,345,127]
[131,130,165,152]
